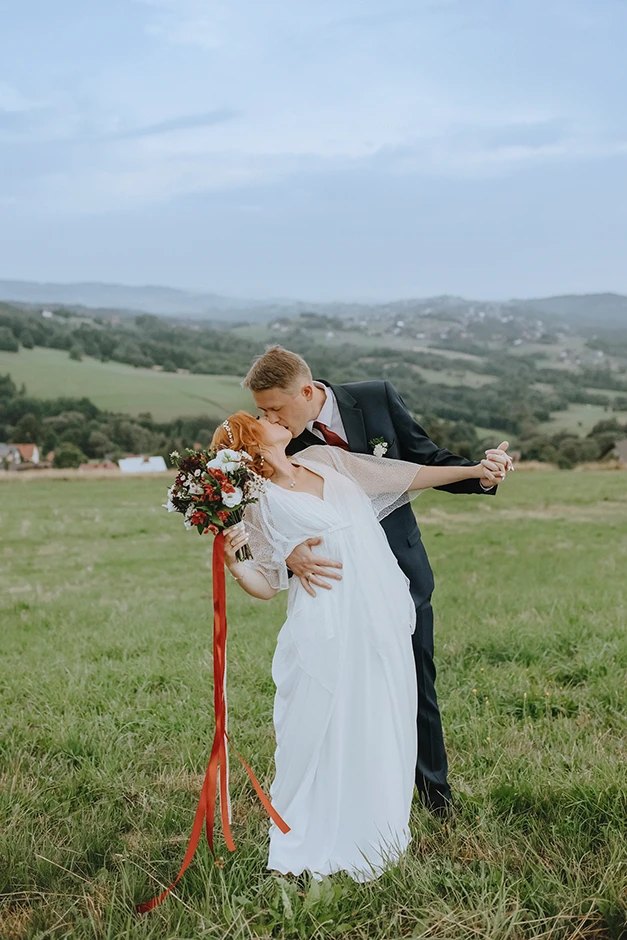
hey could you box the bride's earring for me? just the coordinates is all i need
[260,454,265,469]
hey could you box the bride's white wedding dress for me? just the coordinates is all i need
[243,445,422,881]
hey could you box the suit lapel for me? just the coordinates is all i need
[326,382,368,454]
[288,381,368,455]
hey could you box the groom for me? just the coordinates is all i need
[243,345,510,815]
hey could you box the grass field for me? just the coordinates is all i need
[2,471,627,938]
[0,347,252,421]
[540,403,627,436]
[412,367,495,389]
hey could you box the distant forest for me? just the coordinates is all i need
[1,302,626,468]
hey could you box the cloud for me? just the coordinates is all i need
[3,0,627,226]
[477,118,572,150]
[119,107,239,139]
[133,0,228,49]
[0,81,38,113]
[368,116,627,180]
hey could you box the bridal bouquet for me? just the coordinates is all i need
[163,447,265,560]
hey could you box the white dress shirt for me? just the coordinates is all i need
[307,382,349,445]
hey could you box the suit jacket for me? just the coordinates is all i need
[287,379,496,608]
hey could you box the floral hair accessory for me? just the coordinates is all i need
[222,420,234,444]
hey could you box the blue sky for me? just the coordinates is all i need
[1,0,626,301]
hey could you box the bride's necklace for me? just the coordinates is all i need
[275,463,297,489]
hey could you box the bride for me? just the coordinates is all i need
[212,412,506,882]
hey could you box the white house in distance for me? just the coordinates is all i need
[118,455,168,473]
[7,443,40,464]
[0,444,22,468]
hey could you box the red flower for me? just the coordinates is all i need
[190,510,208,526]
[206,468,227,485]
[203,524,220,536]
[221,481,235,495]
[217,510,229,523]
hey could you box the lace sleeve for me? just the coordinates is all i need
[296,445,422,522]
[240,493,309,592]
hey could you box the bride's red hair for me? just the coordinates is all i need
[211,411,267,476]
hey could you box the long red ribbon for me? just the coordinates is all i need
[136,533,290,914]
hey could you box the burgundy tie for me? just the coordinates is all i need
[313,421,350,451]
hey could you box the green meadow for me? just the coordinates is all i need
[1,471,626,939]
[0,347,252,421]
[540,403,627,436]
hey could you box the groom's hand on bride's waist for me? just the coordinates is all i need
[286,538,343,598]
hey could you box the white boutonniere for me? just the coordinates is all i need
[369,436,389,458]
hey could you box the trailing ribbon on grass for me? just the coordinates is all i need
[137,532,290,914]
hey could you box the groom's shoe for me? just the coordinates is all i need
[424,790,455,820]
[417,780,455,819]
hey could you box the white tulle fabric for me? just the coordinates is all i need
[243,445,420,592]
[241,445,422,882]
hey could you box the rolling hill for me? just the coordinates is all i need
[0,280,269,320]
[1,295,626,470]
[0,347,252,421]
[2,280,626,327]
[522,293,627,326]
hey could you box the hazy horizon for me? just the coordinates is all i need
[2,276,627,309]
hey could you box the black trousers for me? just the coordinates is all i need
[412,596,452,804]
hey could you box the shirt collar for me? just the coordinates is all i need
[307,381,334,431]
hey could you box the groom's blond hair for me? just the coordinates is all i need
[243,345,312,392]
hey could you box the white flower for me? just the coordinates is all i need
[162,485,178,512]
[243,473,267,499]
[220,448,242,462]
[170,450,180,460]
[221,486,243,508]
[373,442,388,458]
[206,448,246,473]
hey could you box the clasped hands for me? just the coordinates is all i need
[287,442,514,596]
[479,440,514,488]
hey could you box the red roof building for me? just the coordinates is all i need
[8,443,40,464]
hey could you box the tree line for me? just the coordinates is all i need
[0,374,220,468]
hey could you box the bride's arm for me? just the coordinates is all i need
[223,524,277,600]
[305,445,508,504]
[409,462,488,491]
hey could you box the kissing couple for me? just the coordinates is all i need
[213,345,512,882]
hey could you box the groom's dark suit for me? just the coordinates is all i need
[287,379,496,809]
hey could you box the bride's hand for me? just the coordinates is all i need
[223,522,249,566]
[479,440,513,487]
